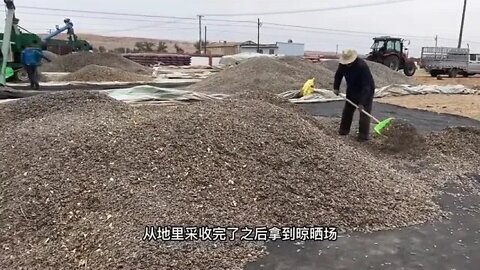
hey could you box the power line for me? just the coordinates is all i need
[262,22,434,40]
[14,6,271,26]
[9,6,480,46]
[261,22,480,44]
[99,27,198,35]
[101,23,191,34]
[16,5,197,21]
[9,13,259,33]
[12,8,431,42]
[202,0,413,16]
[16,11,189,24]
[14,11,258,27]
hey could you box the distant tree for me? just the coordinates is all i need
[113,47,127,54]
[126,48,133,53]
[157,41,168,53]
[98,46,106,53]
[174,43,184,54]
[145,42,155,52]
[134,41,155,52]
[134,42,144,52]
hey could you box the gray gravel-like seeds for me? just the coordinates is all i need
[40,52,152,75]
[61,65,153,82]
[319,59,414,87]
[376,119,426,154]
[187,57,336,94]
[0,92,478,269]
[187,57,413,96]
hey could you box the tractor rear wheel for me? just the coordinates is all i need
[403,62,416,76]
[383,56,400,71]
[14,70,29,83]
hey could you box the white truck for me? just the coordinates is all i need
[420,47,480,78]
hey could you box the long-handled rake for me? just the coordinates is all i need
[340,94,394,135]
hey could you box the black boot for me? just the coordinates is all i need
[357,135,370,142]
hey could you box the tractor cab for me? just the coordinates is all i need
[367,36,416,76]
[370,37,405,53]
[368,37,406,62]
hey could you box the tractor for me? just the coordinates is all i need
[366,36,417,76]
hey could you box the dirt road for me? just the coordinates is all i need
[414,69,480,89]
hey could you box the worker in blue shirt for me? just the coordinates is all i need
[20,47,51,89]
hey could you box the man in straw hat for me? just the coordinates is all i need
[333,49,375,141]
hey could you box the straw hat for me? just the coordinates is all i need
[339,49,358,65]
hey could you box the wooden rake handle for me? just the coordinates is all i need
[339,94,380,124]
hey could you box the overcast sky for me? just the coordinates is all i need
[3,0,479,56]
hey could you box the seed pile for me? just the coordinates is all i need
[60,65,153,82]
[187,57,335,95]
[426,126,480,163]
[0,91,445,269]
[311,116,479,191]
[40,52,152,75]
[376,119,425,153]
[319,59,415,87]
[187,57,414,95]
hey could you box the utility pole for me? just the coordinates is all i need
[198,15,203,54]
[434,35,438,59]
[257,18,261,53]
[458,0,467,48]
[336,44,339,56]
[1,0,16,86]
[204,26,207,54]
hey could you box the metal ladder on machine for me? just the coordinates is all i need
[0,0,16,86]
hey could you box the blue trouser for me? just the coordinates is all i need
[24,65,39,88]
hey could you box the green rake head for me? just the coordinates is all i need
[5,67,14,79]
[374,117,394,135]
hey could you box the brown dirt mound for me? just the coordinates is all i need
[376,119,425,153]
[60,65,153,82]
[319,59,414,87]
[0,92,440,269]
[40,52,152,75]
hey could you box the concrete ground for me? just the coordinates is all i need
[245,101,480,270]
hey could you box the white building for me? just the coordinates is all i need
[238,40,305,56]
[239,41,278,55]
[277,41,305,56]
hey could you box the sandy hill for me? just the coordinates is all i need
[39,33,197,54]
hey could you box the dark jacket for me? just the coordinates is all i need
[334,58,375,106]
[21,48,49,67]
